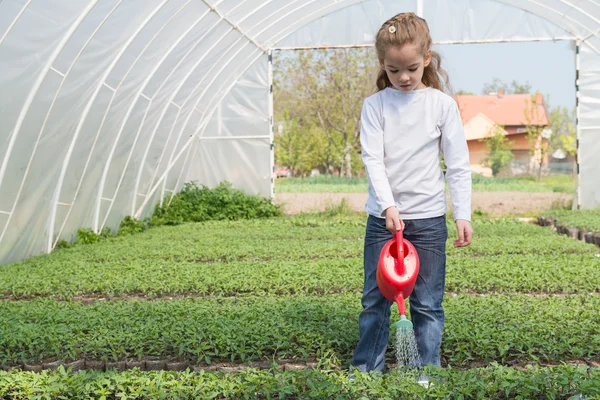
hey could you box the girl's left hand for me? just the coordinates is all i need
[454,219,473,247]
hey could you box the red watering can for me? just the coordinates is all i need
[377,229,420,332]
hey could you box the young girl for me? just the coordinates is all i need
[351,12,473,374]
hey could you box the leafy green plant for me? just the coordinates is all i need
[150,181,281,226]
[117,216,147,236]
[54,239,70,250]
[4,211,600,395]
[321,198,355,217]
[480,125,514,176]
[472,209,489,219]
[1,366,598,399]
[1,294,599,366]
[52,182,280,250]
[3,218,600,299]
[73,227,111,245]
[541,209,600,232]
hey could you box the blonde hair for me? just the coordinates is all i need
[375,12,450,93]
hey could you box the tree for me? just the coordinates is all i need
[273,48,378,177]
[482,78,532,95]
[481,125,514,176]
[274,114,320,176]
[524,95,577,181]
[547,106,576,156]
[524,94,551,181]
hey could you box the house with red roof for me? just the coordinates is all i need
[455,90,549,176]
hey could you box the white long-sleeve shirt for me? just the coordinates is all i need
[360,87,472,221]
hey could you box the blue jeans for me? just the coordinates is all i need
[351,214,448,372]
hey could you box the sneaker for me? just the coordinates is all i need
[417,375,432,388]
[347,367,358,382]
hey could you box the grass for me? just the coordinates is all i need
[274,174,576,193]
[470,174,576,193]
[540,209,600,232]
[274,175,369,193]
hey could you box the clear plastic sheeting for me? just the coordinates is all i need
[498,0,600,42]
[0,0,599,264]
[186,137,272,200]
[223,0,369,48]
[203,56,269,139]
[130,53,269,222]
[170,54,271,201]
[579,43,600,209]
[274,0,417,49]
[423,0,572,43]
[275,0,572,49]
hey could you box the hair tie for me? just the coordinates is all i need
[388,25,396,33]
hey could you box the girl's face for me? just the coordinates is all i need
[380,43,431,92]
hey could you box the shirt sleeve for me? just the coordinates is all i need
[440,99,472,221]
[360,97,395,216]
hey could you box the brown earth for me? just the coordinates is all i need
[274,192,573,217]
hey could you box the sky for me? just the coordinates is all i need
[436,40,576,110]
[274,39,577,111]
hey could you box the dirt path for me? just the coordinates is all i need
[274,192,572,216]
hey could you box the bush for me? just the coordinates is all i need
[52,182,280,250]
[73,227,111,246]
[149,181,281,226]
[117,216,147,236]
[480,126,514,177]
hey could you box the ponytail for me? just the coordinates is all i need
[422,50,450,93]
[376,69,392,91]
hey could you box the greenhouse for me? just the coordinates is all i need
[0,0,599,264]
[1,1,600,397]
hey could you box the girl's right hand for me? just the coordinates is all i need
[385,206,405,235]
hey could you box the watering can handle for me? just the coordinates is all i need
[395,230,405,272]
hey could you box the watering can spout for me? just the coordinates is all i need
[395,293,406,316]
[394,295,413,334]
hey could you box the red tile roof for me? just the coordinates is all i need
[455,92,549,127]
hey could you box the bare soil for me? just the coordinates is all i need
[4,289,591,303]
[5,356,598,373]
[274,192,572,216]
